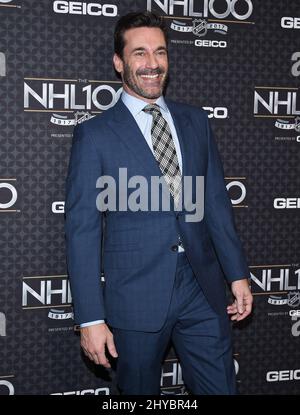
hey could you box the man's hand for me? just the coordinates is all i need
[227,279,253,321]
[80,323,118,367]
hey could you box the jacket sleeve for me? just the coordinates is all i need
[203,114,250,283]
[64,123,106,324]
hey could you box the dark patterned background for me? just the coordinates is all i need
[0,0,299,395]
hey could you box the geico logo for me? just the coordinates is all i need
[148,0,253,20]
[290,310,300,317]
[0,380,14,395]
[52,201,65,213]
[281,17,300,29]
[51,387,109,395]
[226,181,246,205]
[202,107,228,119]
[266,369,300,382]
[195,40,227,48]
[53,1,118,16]
[273,198,300,209]
[0,183,17,209]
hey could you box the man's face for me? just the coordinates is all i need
[113,27,168,102]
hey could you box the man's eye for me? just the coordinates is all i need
[135,51,144,56]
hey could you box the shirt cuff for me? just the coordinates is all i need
[80,320,105,327]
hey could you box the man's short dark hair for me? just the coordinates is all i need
[114,11,168,58]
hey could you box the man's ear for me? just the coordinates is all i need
[113,53,123,75]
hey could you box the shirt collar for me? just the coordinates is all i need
[121,89,169,117]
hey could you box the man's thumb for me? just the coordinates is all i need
[107,336,118,358]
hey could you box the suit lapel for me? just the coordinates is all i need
[108,99,163,178]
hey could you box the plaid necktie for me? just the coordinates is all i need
[143,104,182,207]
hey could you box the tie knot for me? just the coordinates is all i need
[143,104,161,116]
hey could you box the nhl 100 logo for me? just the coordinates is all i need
[147,0,253,20]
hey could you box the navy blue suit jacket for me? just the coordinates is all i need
[65,98,250,332]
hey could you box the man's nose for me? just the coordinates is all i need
[145,53,159,69]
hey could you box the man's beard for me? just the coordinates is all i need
[122,62,168,99]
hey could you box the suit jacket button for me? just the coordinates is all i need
[171,244,178,252]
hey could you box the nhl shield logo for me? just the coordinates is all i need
[74,111,93,125]
[287,291,300,307]
[192,19,207,37]
[294,116,300,133]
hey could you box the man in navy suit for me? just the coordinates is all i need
[65,11,253,395]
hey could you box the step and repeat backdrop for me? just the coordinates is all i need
[0,0,299,395]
